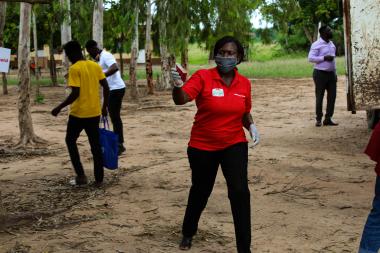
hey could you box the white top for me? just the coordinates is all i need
[99,50,125,90]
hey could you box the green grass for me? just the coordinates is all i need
[122,57,345,80]
[187,44,209,65]
[4,56,345,84]
[248,42,307,62]
[238,56,345,78]
[5,77,65,86]
[3,43,346,84]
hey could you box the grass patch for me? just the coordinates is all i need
[239,57,345,78]
[3,57,345,84]
[187,44,209,65]
[248,42,307,62]
[187,56,345,79]
[121,56,345,80]
[5,77,65,86]
[3,43,346,84]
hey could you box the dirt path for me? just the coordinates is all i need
[0,77,375,253]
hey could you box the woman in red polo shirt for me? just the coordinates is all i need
[171,36,259,253]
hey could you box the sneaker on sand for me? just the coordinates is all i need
[118,144,126,156]
[69,175,88,186]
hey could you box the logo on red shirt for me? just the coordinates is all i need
[212,88,224,97]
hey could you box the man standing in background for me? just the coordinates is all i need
[308,25,338,127]
[51,40,109,186]
[86,40,126,155]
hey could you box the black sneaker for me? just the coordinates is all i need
[179,236,192,250]
[315,120,322,127]
[69,175,88,186]
[118,144,126,156]
[323,119,339,126]
[91,181,103,188]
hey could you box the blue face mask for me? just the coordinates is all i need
[215,56,237,74]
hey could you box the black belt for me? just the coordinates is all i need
[314,69,335,73]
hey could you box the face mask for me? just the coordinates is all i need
[215,56,237,74]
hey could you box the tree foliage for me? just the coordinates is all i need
[70,0,93,47]
[260,0,343,51]
[103,0,137,52]
[193,0,258,57]
[3,2,19,53]
[0,0,345,64]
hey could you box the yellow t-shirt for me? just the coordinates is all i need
[68,60,106,118]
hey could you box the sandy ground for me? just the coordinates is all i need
[0,77,376,253]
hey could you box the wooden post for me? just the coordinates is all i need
[158,0,171,90]
[93,0,103,48]
[129,2,138,100]
[0,1,8,95]
[32,9,40,100]
[145,0,154,94]
[60,0,71,77]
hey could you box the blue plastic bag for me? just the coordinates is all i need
[99,116,119,170]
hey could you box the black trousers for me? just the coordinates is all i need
[109,88,125,144]
[182,142,251,253]
[65,115,103,183]
[313,69,337,121]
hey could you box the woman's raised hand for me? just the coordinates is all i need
[171,68,184,88]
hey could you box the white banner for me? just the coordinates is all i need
[0,47,11,73]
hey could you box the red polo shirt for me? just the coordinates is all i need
[182,67,251,151]
[365,122,380,175]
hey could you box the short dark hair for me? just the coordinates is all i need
[63,40,83,59]
[85,39,98,50]
[213,36,245,64]
[319,25,330,34]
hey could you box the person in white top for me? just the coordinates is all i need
[85,40,126,155]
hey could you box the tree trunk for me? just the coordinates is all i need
[17,3,44,147]
[303,24,319,45]
[60,0,71,78]
[92,0,103,48]
[208,49,213,63]
[0,1,8,95]
[145,0,153,94]
[158,0,171,90]
[118,33,124,77]
[119,47,123,77]
[49,31,57,86]
[1,73,6,95]
[181,36,189,71]
[0,191,5,230]
[313,23,319,42]
[129,3,138,100]
[32,9,40,100]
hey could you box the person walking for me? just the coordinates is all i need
[358,121,380,253]
[85,40,126,155]
[171,36,259,253]
[51,40,109,186]
[308,25,338,127]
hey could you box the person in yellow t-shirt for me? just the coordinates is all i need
[51,40,109,186]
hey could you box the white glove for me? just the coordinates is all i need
[171,68,184,88]
[249,123,260,147]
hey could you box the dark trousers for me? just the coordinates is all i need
[109,88,125,144]
[65,115,103,183]
[182,142,251,253]
[313,69,337,121]
[359,176,380,253]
